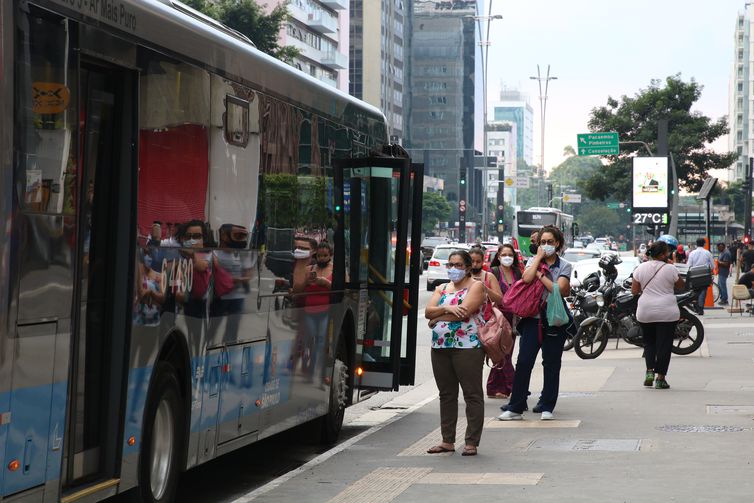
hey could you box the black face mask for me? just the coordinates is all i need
[317,259,331,268]
[529,243,538,255]
[227,239,247,249]
[471,267,482,274]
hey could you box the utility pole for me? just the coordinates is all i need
[530,65,557,176]
[745,157,753,240]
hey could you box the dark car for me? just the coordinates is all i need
[421,236,451,268]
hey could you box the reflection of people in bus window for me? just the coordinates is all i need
[148,221,162,247]
[291,236,316,297]
[133,247,166,326]
[302,241,333,379]
[211,224,253,341]
[177,220,211,318]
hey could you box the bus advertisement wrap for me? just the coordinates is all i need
[632,157,669,209]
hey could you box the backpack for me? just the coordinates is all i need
[502,263,548,318]
[478,305,513,365]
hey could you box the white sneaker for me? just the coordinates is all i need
[497,410,523,421]
[540,411,554,421]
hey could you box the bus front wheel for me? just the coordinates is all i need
[320,335,349,444]
[139,362,184,503]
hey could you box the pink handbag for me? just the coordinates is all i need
[478,305,513,365]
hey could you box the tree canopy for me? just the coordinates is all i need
[582,75,736,201]
[422,192,453,234]
[184,0,299,62]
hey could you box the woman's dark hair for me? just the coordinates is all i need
[538,225,565,252]
[647,240,669,260]
[448,250,472,276]
[176,220,208,242]
[468,247,485,260]
[316,240,333,254]
[490,243,518,267]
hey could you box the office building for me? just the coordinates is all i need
[268,0,349,91]
[406,0,476,219]
[729,6,752,182]
[491,89,534,167]
[350,0,406,142]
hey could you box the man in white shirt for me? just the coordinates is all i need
[686,238,714,314]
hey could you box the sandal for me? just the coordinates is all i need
[427,445,454,454]
[461,446,477,456]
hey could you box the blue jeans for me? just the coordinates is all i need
[506,317,566,414]
[718,272,729,303]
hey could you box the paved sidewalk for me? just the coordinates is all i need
[249,318,754,502]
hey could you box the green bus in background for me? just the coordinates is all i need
[516,207,576,256]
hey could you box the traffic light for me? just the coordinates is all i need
[497,217,504,224]
[745,235,751,245]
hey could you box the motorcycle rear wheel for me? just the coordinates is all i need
[672,310,704,355]
[574,323,608,360]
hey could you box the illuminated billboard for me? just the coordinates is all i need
[632,157,668,208]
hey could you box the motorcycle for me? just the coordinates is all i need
[572,257,705,360]
[564,271,602,351]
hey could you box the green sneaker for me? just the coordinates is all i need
[655,378,670,390]
[643,371,655,387]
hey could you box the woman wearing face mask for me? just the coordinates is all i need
[631,241,685,389]
[468,247,503,310]
[302,241,334,379]
[176,220,211,317]
[425,250,486,456]
[485,243,522,398]
[498,225,571,421]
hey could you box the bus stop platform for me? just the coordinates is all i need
[237,315,754,502]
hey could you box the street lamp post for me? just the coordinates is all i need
[468,4,502,240]
[530,65,557,176]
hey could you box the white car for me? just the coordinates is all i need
[563,247,601,263]
[426,244,470,290]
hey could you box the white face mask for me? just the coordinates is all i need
[447,267,467,283]
[500,256,514,267]
[182,239,199,247]
[293,248,311,260]
[542,244,556,256]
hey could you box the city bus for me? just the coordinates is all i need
[0,1,422,502]
[516,207,575,254]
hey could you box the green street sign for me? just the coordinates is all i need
[577,132,619,156]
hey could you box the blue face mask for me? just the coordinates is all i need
[143,255,153,269]
[447,267,467,283]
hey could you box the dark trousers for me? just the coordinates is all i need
[641,321,676,375]
[431,348,485,446]
[507,317,566,414]
[697,288,707,312]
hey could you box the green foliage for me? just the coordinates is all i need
[584,75,736,200]
[262,174,299,228]
[183,0,299,62]
[422,191,453,234]
[547,155,602,191]
[713,181,746,225]
[578,206,621,238]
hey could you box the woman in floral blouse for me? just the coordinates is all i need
[425,250,486,456]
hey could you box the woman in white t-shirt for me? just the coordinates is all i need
[631,241,685,389]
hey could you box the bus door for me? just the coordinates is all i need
[63,62,135,488]
[333,156,420,391]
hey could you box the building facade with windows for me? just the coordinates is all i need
[729,7,751,183]
[268,0,349,91]
[406,0,476,221]
[349,0,406,142]
[491,89,534,167]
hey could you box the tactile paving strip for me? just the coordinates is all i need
[485,419,581,429]
[656,424,750,433]
[327,467,432,503]
[397,418,467,456]
[417,472,543,485]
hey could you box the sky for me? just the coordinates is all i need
[479,0,744,178]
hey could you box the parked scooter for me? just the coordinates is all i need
[572,257,705,360]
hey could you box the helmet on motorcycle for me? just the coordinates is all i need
[657,234,679,248]
[598,254,622,269]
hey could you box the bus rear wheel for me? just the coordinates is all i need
[320,335,350,444]
[139,362,184,503]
